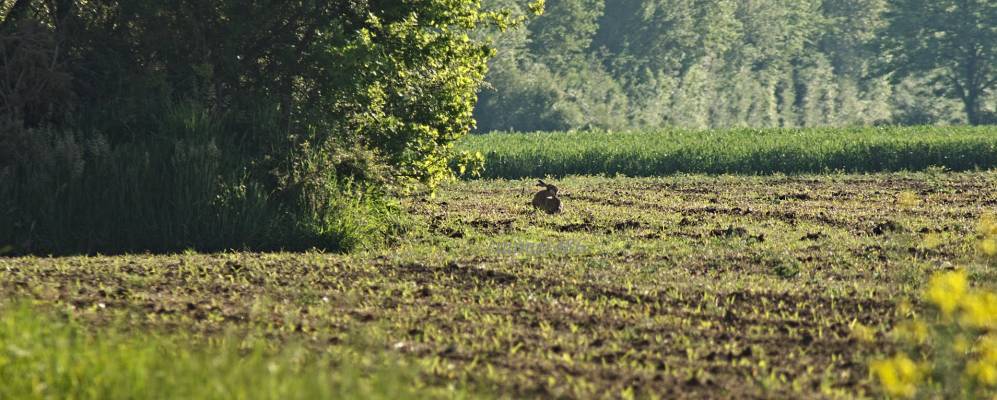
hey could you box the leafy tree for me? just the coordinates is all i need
[818,0,887,77]
[1,0,540,188]
[0,0,541,253]
[722,0,824,127]
[527,0,603,67]
[879,0,996,125]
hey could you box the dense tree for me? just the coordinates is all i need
[594,0,739,81]
[527,0,603,67]
[1,0,533,186]
[818,0,887,77]
[879,0,996,125]
[0,0,539,253]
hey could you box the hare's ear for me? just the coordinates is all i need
[537,180,547,187]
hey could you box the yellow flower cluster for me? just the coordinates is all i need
[966,335,997,387]
[926,270,968,317]
[873,215,997,396]
[926,271,997,389]
[874,270,997,397]
[961,292,997,330]
[925,270,996,329]
[871,354,923,398]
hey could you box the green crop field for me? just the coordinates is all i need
[4,171,996,398]
[459,127,997,179]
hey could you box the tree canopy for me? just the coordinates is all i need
[1,0,533,186]
[475,0,994,131]
[0,0,538,253]
[879,0,996,125]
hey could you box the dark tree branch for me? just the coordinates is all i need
[984,76,997,89]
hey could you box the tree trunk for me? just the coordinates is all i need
[963,88,981,126]
[51,0,75,33]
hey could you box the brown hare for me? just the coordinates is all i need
[532,180,563,214]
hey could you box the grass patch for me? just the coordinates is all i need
[0,304,472,400]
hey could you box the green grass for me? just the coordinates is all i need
[0,304,474,400]
[459,126,997,178]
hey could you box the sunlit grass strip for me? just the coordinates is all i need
[459,126,997,178]
[0,304,465,400]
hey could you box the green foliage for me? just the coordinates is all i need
[0,304,469,400]
[891,77,968,125]
[459,126,997,179]
[1,0,514,187]
[0,110,404,254]
[527,0,604,67]
[475,0,989,131]
[818,0,888,77]
[878,0,997,125]
[451,150,487,179]
[0,0,527,254]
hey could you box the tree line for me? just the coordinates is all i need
[475,0,995,132]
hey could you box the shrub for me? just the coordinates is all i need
[0,113,403,254]
[1,1,538,254]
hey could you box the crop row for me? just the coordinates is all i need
[459,126,997,178]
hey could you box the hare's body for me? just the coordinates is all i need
[532,180,563,214]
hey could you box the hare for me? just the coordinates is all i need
[532,180,563,214]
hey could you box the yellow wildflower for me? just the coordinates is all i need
[926,270,968,317]
[967,333,997,387]
[979,335,997,363]
[960,292,997,329]
[966,359,997,387]
[871,354,923,398]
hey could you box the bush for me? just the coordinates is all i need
[0,109,403,254]
[0,1,532,254]
[871,270,996,398]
